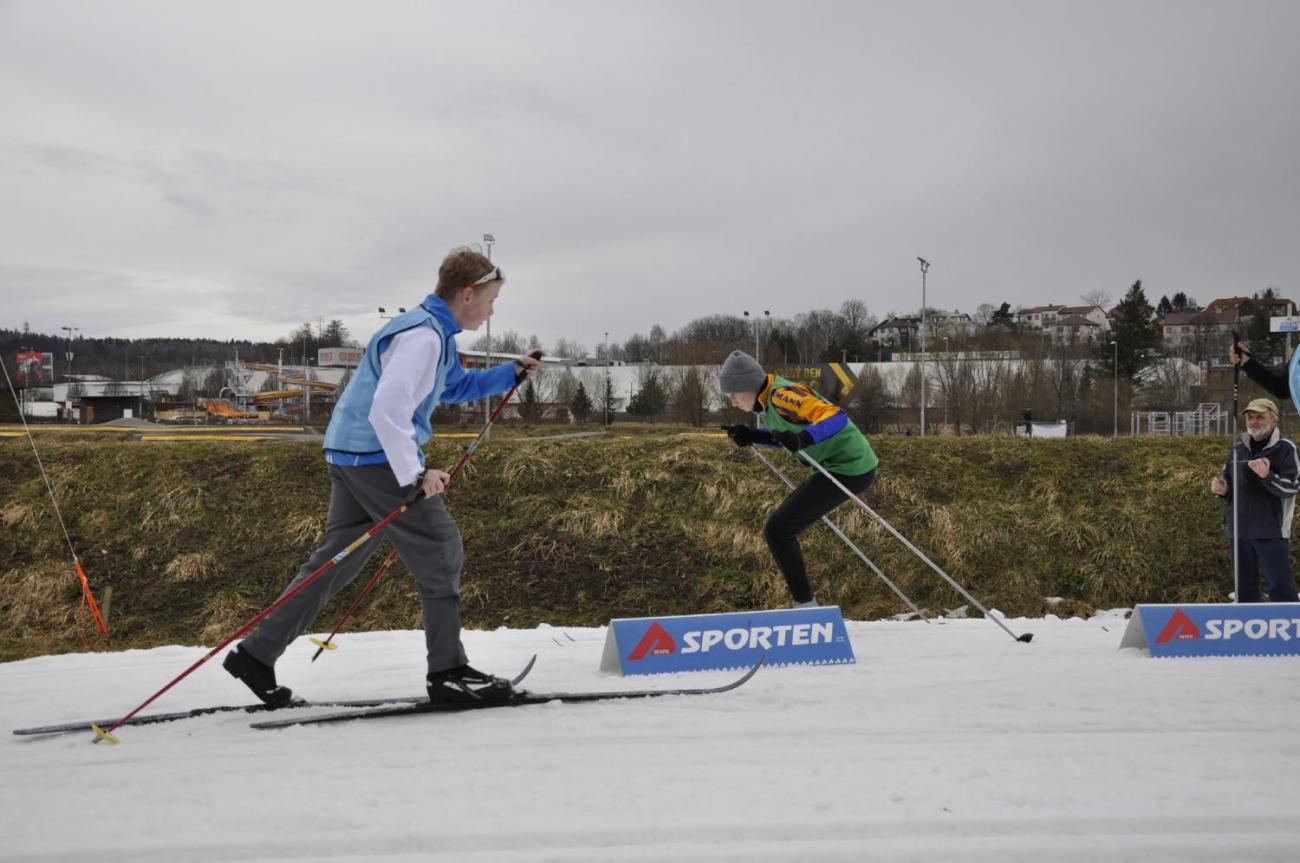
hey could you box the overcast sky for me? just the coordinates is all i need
[2,0,1298,352]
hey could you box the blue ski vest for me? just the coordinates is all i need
[323,294,516,466]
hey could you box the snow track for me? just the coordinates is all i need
[4,614,1298,862]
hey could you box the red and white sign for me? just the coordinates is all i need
[16,352,54,386]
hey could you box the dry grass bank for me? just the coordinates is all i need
[0,431,1241,661]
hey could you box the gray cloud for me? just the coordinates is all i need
[2,0,1298,352]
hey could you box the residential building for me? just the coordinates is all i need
[1015,305,1063,328]
[1046,314,1104,344]
[928,311,978,338]
[1056,305,1111,329]
[868,316,922,351]
[1161,309,1236,353]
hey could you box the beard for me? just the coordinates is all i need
[1249,426,1273,441]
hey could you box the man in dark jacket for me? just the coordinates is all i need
[1210,397,1300,602]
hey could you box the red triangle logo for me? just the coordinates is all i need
[628,622,677,660]
[1155,609,1200,644]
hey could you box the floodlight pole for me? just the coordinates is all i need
[1110,339,1119,437]
[917,258,929,436]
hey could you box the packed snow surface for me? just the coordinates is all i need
[4,613,1299,862]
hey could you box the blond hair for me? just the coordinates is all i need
[435,247,499,300]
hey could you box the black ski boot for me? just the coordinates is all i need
[426,664,515,704]
[223,645,295,709]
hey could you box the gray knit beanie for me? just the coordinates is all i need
[718,350,766,394]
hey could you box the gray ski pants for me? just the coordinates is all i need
[241,463,468,675]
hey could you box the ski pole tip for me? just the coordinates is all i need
[90,724,120,745]
[1017,632,1034,643]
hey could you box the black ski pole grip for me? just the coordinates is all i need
[404,471,427,505]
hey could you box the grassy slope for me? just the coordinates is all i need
[0,431,1244,661]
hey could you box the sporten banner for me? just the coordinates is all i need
[1120,603,1300,658]
[600,606,855,675]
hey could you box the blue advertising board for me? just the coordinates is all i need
[600,606,855,675]
[1119,603,1300,658]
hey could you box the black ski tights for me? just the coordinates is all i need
[762,469,875,604]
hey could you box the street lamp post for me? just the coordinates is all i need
[916,258,930,437]
[943,336,950,434]
[137,355,147,419]
[604,331,611,426]
[60,326,79,381]
[742,310,771,365]
[1110,339,1119,437]
[742,310,770,363]
[61,325,79,422]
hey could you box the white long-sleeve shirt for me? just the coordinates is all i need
[367,326,442,487]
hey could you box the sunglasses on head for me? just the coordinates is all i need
[468,266,504,288]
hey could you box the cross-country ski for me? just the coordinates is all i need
[249,656,761,730]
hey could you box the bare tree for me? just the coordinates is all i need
[839,300,873,334]
[934,351,976,434]
[844,366,889,433]
[648,323,667,364]
[552,338,586,359]
[176,372,196,404]
[550,369,579,407]
[1080,290,1113,310]
[198,367,225,397]
[1136,357,1201,410]
[468,330,524,353]
[792,309,840,363]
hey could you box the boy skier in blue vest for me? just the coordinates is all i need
[224,248,541,706]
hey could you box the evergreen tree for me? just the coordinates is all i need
[1100,280,1160,379]
[627,369,668,422]
[1243,299,1284,365]
[571,381,593,423]
[321,319,351,348]
[603,376,616,425]
[519,379,543,421]
[990,302,1015,328]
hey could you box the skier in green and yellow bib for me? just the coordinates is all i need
[719,350,878,608]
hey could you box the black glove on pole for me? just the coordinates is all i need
[771,429,813,452]
[721,424,763,447]
[515,349,544,383]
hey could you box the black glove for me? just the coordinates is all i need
[515,349,544,383]
[771,429,813,452]
[721,424,770,448]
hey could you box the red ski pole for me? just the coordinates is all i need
[308,369,529,661]
[92,498,417,743]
